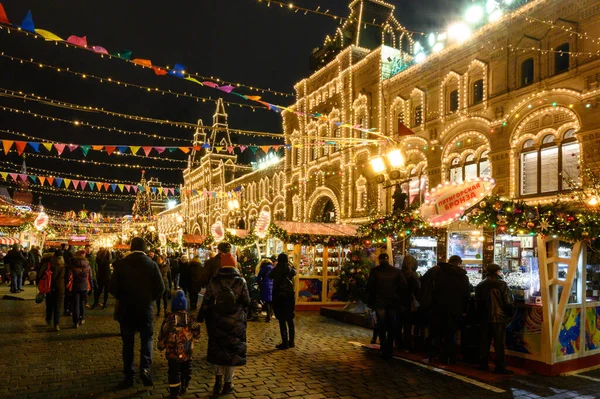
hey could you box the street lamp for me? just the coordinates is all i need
[387,150,404,168]
[370,149,406,184]
[370,157,386,173]
[227,199,240,211]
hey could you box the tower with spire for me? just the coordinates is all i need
[208,98,233,152]
[13,155,33,205]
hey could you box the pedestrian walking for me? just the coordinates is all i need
[110,237,165,389]
[156,255,172,317]
[39,250,66,331]
[398,254,421,351]
[203,242,232,284]
[188,256,203,311]
[256,259,274,322]
[178,255,189,295]
[85,245,97,309]
[366,252,408,359]
[157,290,201,398]
[92,247,112,309]
[423,255,470,364]
[170,253,181,289]
[69,250,92,328]
[269,253,297,350]
[476,263,515,374]
[5,244,26,293]
[197,253,250,398]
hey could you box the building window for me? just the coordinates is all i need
[449,151,491,183]
[356,176,367,211]
[408,168,427,205]
[449,89,459,112]
[360,117,368,139]
[521,58,534,87]
[413,105,423,127]
[473,79,484,104]
[519,130,579,196]
[397,111,405,126]
[554,43,570,75]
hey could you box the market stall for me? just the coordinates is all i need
[270,221,357,308]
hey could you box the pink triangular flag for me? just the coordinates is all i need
[169,188,175,196]
[125,185,131,192]
[239,145,247,153]
[226,146,234,154]
[9,173,18,181]
[72,180,80,189]
[132,185,138,193]
[66,35,87,47]
[163,187,169,196]
[67,144,78,153]
[155,147,166,154]
[81,180,88,190]
[18,174,27,182]
[54,143,66,156]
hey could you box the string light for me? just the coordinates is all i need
[0,53,273,112]
[0,180,140,201]
[0,160,180,187]
[20,152,184,171]
[0,25,293,98]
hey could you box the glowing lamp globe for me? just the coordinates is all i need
[370,157,386,173]
[465,5,484,24]
[387,150,404,168]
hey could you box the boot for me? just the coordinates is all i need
[288,326,295,348]
[210,375,223,398]
[221,381,234,395]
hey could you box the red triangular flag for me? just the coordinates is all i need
[72,180,80,189]
[0,3,9,24]
[398,122,415,137]
[47,177,54,186]
[125,185,131,192]
[15,141,27,156]
[3,140,13,155]
[104,146,116,155]
[226,146,234,154]
[142,146,153,156]
[103,183,110,191]
[9,173,18,181]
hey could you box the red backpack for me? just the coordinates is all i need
[38,264,53,295]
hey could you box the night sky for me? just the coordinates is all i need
[0,0,462,212]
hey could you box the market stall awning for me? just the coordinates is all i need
[0,215,35,227]
[44,241,66,248]
[0,237,20,245]
[273,222,358,237]
[183,234,206,245]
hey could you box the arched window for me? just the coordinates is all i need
[355,176,367,211]
[413,105,423,127]
[449,151,491,183]
[408,167,427,205]
[360,116,368,139]
[397,111,405,127]
[554,43,570,75]
[449,89,459,112]
[520,130,579,196]
[472,79,484,104]
[521,58,534,87]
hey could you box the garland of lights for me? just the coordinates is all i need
[357,196,600,244]
[0,222,33,234]
[24,152,184,171]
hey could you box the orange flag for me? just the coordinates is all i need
[92,145,104,151]
[132,58,152,68]
[15,141,27,156]
[38,176,46,186]
[95,182,103,191]
[260,146,270,155]
[2,140,13,155]
[103,183,110,191]
[46,177,54,186]
[179,147,191,154]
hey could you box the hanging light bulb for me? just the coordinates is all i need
[588,197,598,206]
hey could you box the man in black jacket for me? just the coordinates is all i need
[367,252,408,359]
[425,255,471,364]
[201,242,232,286]
[110,237,165,389]
[476,263,514,374]
[5,244,26,293]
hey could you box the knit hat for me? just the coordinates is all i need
[130,237,147,252]
[486,263,502,277]
[217,241,232,253]
[171,290,187,312]
[220,253,236,267]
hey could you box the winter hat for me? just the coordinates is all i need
[171,290,188,312]
[130,237,147,253]
[217,241,232,253]
[220,253,236,267]
[485,263,502,277]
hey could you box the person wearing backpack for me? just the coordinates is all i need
[39,251,66,331]
[69,250,93,328]
[158,290,201,398]
[269,253,297,350]
[256,259,274,322]
[197,252,250,398]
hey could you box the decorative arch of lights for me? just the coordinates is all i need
[306,187,342,223]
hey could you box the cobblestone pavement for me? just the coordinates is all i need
[1,297,599,399]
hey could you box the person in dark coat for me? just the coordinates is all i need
[188,257,204,311]
[110,237,165,389]
[178,255,189,295]
[39,251,66,331]
[69,251,92,328]
[197,257,250,398]
[156,255,172,316]
[170,253,181,289]
[269,253,297,350]
[476,263,515,374]
[5,244,26,293]
[93,247,112,309]
[367,252,408,359]
[256,259,274,322]
[398,254,421,351]
[424,255,471,364]
[202,242,232,286]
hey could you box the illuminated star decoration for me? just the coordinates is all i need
[538,219,550,231]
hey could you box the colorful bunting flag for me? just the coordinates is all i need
[55,177,63,187]
[118,184,124,192]
[54,143,66,156]
[21,10,35,33]
[35,29,63,41]
[42,142,53,152]
[104,146,116,155]
[142,146,152,156]
[179,147,191,154]
[91,46,108,54]
[28,142,40,153]
[130,146,141,155]
[2,140,13,155]
[155,147,166,154]
[66,35,87,47]
[80,145,91,156]
[38,176,45,186]
[132,58,152,68]
[0,3,9,24]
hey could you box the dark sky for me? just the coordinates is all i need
[0,0,463,212]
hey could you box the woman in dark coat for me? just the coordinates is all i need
[197,259,250,398]
[188,257,203,310]
[69,251,92,328]
[256,259,274,322]
[398,254,421,351]
[178,255,189,295]
[269,253,297,350]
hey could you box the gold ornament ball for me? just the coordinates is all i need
[527,221,535,229]
[582,231,590,238]
[492,202,502,211]
[479,201,487,208]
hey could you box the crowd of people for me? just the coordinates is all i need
[367,252,515,374]
[24,239,296,399]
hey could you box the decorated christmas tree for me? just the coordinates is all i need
[131,170,152,217]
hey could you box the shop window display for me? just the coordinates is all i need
[448,230,483,286]
[407,236,437,275]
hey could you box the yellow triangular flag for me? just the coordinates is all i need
[64,178,71,188]
[118,184,124,192]
[0,172,7,180]
[130,146,141,155]
[42,142,53,152]
[35,29,64,41]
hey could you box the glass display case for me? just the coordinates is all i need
[408,236,437,274]
[448,230,483,272]
[586,245,600,302]
[558,242,581,304]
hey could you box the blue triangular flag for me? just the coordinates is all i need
[110,184,117,192]
[55,177,63,187]
[28,142,40,153]
[168,64,186,78]
[117,146,128,154]
[21,11,35,33]
[201,143,211,149]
